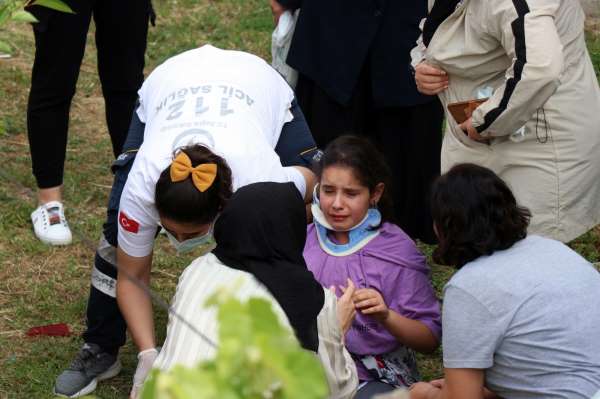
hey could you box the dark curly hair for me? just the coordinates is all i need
[431,163,531,268]
[155,144,233,225]
[315,135,395,225]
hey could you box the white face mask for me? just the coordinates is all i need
[163,224,214,254]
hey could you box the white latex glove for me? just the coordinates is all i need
[129,347,159,399]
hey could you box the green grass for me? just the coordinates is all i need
[0,3,599,398]
[588,36,600,80]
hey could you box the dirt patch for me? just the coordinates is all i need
[586,16,600,37]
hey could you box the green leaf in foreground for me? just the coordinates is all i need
[0,39,11,53]
[141,290,328,399]
[30,0,74,13]
[11,10,38,23]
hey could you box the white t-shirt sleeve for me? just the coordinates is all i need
[136,82,149,124]
[266,67,295,147]
[442,285,505,369]
[117,178,158,258]
[136,103,147,124]
[282,166,306,200]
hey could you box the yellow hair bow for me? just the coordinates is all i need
[170,152,217,192]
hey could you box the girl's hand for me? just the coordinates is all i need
[333,278,357,336]
[415,62,448,95]
[430,378,445,389]
[409,382,441,399]
[353,288,389,322]
[269,0,287,25]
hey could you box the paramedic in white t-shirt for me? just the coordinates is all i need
[53,45,319,399]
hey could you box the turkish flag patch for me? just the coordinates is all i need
[119,211,140,233]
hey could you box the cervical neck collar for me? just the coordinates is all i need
[311,203,381,257]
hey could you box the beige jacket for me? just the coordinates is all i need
[152,253,358,399]
[413,0,600,242]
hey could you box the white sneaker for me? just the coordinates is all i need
[31,201,73,245]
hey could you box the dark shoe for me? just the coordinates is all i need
[54,343,121,398]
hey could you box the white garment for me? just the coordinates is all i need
[152,253,358,399]
[118,45,305,257]
[271,10,299,87]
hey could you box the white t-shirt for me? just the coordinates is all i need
[118,45,304,257]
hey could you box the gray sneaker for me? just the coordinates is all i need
[54,343,121,398]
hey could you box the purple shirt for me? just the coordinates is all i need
[304,222,442,381]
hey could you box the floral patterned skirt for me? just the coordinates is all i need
[355,345,420,388]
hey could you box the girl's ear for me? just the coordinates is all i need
[370,182,385,206]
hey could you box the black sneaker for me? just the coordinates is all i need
[54,343,121,398]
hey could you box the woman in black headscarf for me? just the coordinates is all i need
[151,182,358,398]
[213,181,325,351]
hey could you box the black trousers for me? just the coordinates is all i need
[83,101,316,354]
[295,73,444,244]
[26,0,150,189]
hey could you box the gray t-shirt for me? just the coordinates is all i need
[443,235,600,399]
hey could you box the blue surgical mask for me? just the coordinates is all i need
[164,224,214,254]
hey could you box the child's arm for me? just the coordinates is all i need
[409,369,490,399]
[381,310,439,353]
[353,288,439,353]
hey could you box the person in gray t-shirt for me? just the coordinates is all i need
[410,164,600,399]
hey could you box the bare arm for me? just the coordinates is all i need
[410,369,488,399]
[353,288,439,353]
[116,247,155,351]
[382,310,439,353]
[483,388,501,399]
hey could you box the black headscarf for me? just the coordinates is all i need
[212,182,325,352]
[422,0,461,47]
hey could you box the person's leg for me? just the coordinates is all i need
[94,0,149,157]
[27,1,92,193]
[354,381,397,399]
[294,73,368,148]
[373,99,443,244]
[82,112,145,350]
[26,1,93,245]
[54,113,146,398]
